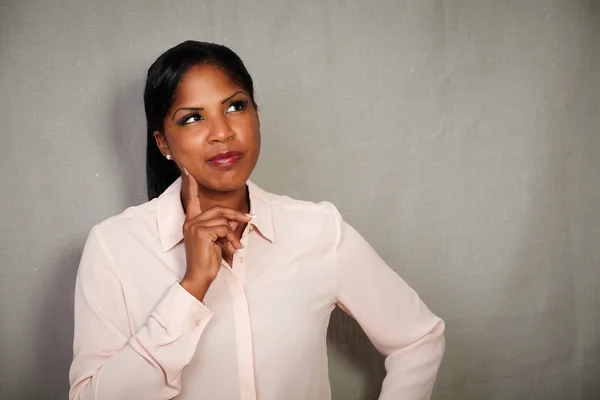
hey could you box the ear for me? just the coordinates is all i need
[153,130,170,157]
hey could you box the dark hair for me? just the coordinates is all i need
[144,40,256,200]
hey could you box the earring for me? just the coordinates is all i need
[166,154,172,160]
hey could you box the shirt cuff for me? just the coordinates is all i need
[152,282,214,336]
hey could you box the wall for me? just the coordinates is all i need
[0,0,598,398]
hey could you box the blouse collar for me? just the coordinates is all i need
[156,177,274,252]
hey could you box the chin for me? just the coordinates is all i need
[205,172,249,193]
[200,153,258,193]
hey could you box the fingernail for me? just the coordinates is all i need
[246,213,257,219]
[183,167,189,176]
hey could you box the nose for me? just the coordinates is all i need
[207,115,235,143]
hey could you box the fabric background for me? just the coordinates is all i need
[0,0,598,399]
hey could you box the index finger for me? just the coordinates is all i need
[199,206,253,223]
[182,167,201,220]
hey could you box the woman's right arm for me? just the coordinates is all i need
[69,171,250,400]
[69,226,213,400]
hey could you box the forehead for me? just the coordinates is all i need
[174,65,241,105]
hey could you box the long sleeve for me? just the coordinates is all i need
[69,226,213,400]
[331,205,445,400]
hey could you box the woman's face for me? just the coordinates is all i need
[155,65,260,193]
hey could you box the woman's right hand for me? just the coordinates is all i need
[179,168,252,300]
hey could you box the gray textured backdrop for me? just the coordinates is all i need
[1,0,599,399]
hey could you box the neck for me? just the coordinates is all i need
[181,183,250,215]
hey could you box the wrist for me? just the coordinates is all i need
[180,276,211,301]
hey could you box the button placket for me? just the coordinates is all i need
[232,225,251,282]
[222,267,257,400]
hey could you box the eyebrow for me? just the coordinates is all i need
[171,90,248,121]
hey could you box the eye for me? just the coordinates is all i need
[179,113,203,125]
[226,99,248,113]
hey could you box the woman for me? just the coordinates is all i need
[69,40,445,400]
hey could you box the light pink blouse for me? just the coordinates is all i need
[69,177,445,400]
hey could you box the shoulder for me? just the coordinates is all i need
[76,199,160,282]
[269,192,338,221]
[87,198,160,252]
[258,187,343,246]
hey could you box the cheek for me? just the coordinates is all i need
[235,117,261,145]
[170,129,207,156]
[250,122,261,151]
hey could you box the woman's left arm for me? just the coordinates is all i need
[329,204,445,400]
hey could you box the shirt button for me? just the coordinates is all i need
[237,257,244,263]
[249,226,254,233]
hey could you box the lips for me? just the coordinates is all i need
[207,151,243,168]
